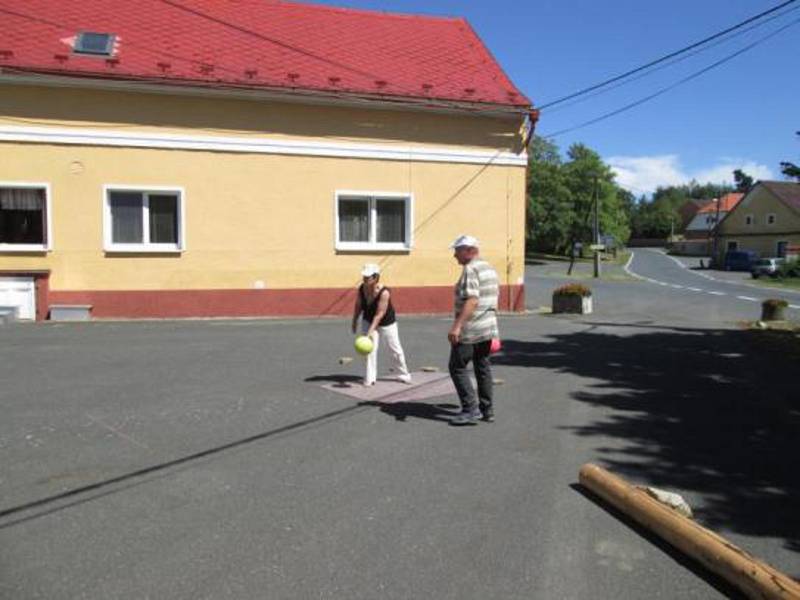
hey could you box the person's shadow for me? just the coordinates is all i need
[358,400,459,423]
[304,374,362,388]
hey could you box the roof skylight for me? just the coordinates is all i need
[74,32,115,56]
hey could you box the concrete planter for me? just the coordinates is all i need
[0,306,18,325]
[50,304,93,321]
[552,294,593,314]
[761,301,787,322]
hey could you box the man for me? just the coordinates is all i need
[447,235,499,425]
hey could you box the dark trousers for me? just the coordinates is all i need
[448,340,493,414]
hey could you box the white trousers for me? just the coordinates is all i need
[361,320,410,385]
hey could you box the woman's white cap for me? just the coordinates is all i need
[361,263,381,277]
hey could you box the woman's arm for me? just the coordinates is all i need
[366,289,390,337]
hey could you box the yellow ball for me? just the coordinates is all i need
[354,335,374,355]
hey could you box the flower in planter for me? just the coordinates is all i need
[552,283,593,314]
[761,298,788,322]
[553,283,592,297]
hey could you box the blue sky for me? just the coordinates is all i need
[312,0,800,195]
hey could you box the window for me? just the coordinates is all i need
[0,184,51,251]
[335,192,412,250]
[745,214,754,226]
[74,32,115,56]
[104,187,184,252]
[777,241,788,257]
[766,213,777,226]
[727,241,739,251]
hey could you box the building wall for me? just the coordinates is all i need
[685,210,728,239]
[715,186,800,262]
[0,85,528,318]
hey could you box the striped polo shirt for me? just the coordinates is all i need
[453,258,499,344]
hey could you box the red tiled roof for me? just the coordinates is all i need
[0,0,530,110]
[762,181,800,213]
[696,192,744,214]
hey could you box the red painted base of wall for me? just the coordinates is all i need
[47,285,525,320]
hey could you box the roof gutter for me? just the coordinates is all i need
[0,68,532,120]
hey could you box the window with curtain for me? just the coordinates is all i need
[336,193,411,250]
[376,198,405,243]
[106,189,182,250]
[339,198,370,242]
[0,187,47,247]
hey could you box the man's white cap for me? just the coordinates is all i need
[361,263,381,277]
[449,234,480,249]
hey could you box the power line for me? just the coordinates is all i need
[540,16,800,139]
[541,3,800,116]
[537,0,798,110]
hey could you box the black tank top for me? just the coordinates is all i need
[359,285,396,326]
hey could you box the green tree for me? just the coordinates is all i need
[780,131,799,181]
[526,138,631,254]
[733,169,754,192]
[527,137,573,254]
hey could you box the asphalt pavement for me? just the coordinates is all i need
[1,262,798,599]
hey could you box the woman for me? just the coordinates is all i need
[351,263,411,386]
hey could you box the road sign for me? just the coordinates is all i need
[589,244,605,251]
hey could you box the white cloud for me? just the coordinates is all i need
[606,154,775,196]
[606,155,685,194]
[692,161,773,186]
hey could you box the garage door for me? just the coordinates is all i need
[0,277,36,320]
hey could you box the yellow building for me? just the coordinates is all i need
[714,181,800,263]
[0,1,535,320]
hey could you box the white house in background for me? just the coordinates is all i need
[684,193,744,240]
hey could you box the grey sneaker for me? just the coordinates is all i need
[450,409,481,426]
[481,411,495,423]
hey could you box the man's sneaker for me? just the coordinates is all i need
[449,409,480,426]
[481,411,495,423]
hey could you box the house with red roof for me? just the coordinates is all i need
[714,181,800,263]
[683,192,744,240]
[0,0,535,320]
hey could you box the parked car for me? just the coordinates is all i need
[751,257,784,278]
[723,250,758,271]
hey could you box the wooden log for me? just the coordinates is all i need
[579,463,800,599]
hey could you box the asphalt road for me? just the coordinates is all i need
[1,264,798,599]
[525,249,800,325]
[626,249,800,318]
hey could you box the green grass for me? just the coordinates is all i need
[526,251,589,263]
[526,250,631,265]
[750,277,800,290]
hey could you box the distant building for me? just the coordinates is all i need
[684,193,744,240]
[714,182,800,263]
[0,0,536,320]
[677,198,711,233]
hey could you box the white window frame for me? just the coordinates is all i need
[0,181,53,252]
[103,185,185,253]
[744,214,754,226]
[334,190,413,252]
[766,213,777,226]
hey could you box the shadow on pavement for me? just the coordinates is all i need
[571,484,747,599]
[493,323,800,556]
[304,374,362,387]
[358,400,459,423]
[0,402,371,527]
